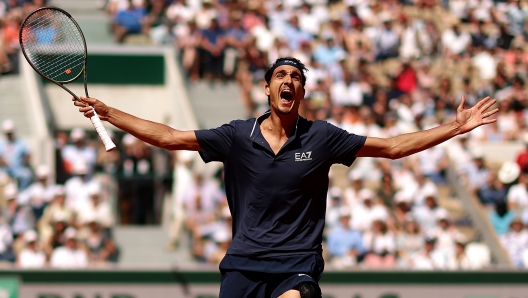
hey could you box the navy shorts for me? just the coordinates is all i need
[218,254,324,298]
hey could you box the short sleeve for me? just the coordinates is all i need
[195,122,236,163]
[325,122,366,166]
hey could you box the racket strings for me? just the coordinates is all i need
[20,8,85,83]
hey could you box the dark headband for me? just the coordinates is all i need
[269,59,304,75]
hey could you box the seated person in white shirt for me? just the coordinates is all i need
[18,165,57,221]
[17,230,46,268]
[411,236,447,270]
[77,187,114,236]
[50,227,88,269]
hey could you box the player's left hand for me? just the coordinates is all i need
[455,96,499,135]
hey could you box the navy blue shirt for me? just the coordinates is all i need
[195,112,366,257]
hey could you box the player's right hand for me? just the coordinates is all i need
[73,97,110,121]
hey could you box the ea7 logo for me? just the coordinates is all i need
[295,151,312,161]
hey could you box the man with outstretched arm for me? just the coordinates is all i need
[74,57,498,298]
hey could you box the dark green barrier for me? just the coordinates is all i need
[41,54,165,85]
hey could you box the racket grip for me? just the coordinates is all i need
[90,107,116,152]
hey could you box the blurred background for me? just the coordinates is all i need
[1,0,528,297]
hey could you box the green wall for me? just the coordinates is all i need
[41,54,165,85]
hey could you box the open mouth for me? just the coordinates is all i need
[280,89,293,101]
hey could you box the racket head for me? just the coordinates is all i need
[19,7,87,84]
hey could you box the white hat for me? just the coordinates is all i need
[394,190,412,204]
[3,183,17,199]
[52,212,68,223]
[359,189,375,201]
[70,128,86,141]
[54,185,66,196]
[36,165,50,178]
[498,161,521,184]
[423,186,437,199]
[471,148,485,159]
[64,227,77,239]
[82,211,99,224]
[88,184,101,196]
[1,119,14,133]
[122,134,137,146]
[436,209,450,221]
[348,170,363,181]
[212,229,231,243]
[328,186,342,198]
[339,206,351,217]
[24,230,38,243]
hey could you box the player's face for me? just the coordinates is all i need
[265,65,305,116]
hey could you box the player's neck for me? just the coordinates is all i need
[263,112,297,138]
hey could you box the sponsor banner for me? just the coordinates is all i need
[20,284,528,298]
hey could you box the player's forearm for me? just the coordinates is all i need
[106,107,199,151]
[388,121,460,159]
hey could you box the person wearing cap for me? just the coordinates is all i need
[50,227,88,268]
[429,211,464,257]
[17,165,57,221]
[1,184,34,239]
[64,161,101,213]
[75,55,497,297]
[412,191,449,235]
[499,217,528,268]
[362,219,397,269]
[343,171,365,209]
[506,170,528,211]
[0,214,14,263]
[81,216,119,264]
[327,207,365,269]
[351,188,389,233]
[16,230,46,268]
[61,128,97,177]
[411,236,447,270]
[0,119,32,190]
[477,170,507,207]
[465,149,490,191]
[77,186,115,234]
[396,216,424,268]
[374,13,399,61]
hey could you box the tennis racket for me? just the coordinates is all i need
[19,7,116,152]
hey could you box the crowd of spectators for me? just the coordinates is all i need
[102,0,528,269]
[0,0,48,75]
[0,120,120,268]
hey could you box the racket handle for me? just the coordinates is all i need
[90,107,116,152]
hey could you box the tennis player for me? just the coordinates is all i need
[74,57,498,298]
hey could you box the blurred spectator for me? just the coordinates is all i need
[111,0,147,43]
[478,171,507,206]
[64,162,101,213]
[117,135,155,224]
[61,128,97,177]
[506,170,528,211]
[516,135,528,172]
[200,17,226,82]
[182,172,225,214]
[446,237,473,270]
[16,230,45,268]
[430,214,464,257]
[50,227,88,269]
[351,189,389,232]
[465,151,490,191]
[0,214,14,262]
[38,187,75,248]
[362,219,396,269]
[411,237,446,270]
[167,151,194,249]
[18,165,56,221]
[2,183,34,238]
[174,19,202,81]
[80,217,119,265]
[343,171,365,209]
[325,187,344,230]
[0,119,32,190]
[396,216,424,269]
[374,15,400,61]
[282,15,313,51]
[441,23,471,59]
[77,188,114,234]
[327,209,365,269]
[500,218,528,268]
[412,193,449,235]
[489,202,516,236]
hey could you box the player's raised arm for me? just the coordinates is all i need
[356,96,498,159]
[74,96,200,151]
